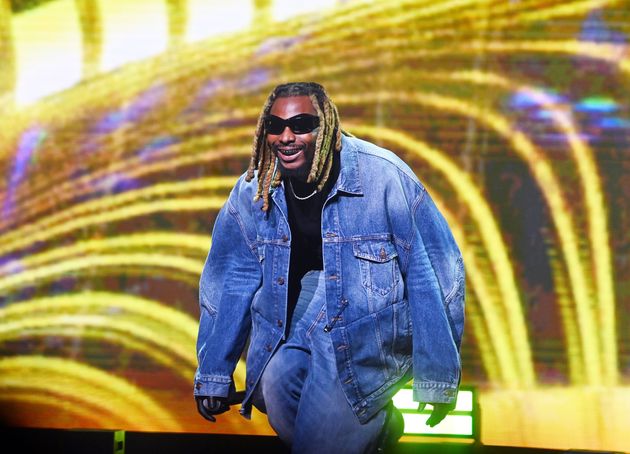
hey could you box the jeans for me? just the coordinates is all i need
[255,271,389,454]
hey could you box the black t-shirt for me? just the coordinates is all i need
[285,153,340,320]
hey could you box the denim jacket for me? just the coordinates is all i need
[194,135,465,423]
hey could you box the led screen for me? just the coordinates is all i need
[0,0,629,451]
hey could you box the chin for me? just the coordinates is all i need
[278,164,310,179]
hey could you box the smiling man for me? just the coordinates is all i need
[193,82,465,454]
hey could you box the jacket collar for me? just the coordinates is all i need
[333,135,363,196]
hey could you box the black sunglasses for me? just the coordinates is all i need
[264,114,320,135]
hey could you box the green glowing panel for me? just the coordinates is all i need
[393,389,473,412]
[402,414,474,436]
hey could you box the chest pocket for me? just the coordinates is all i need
[353,240,400,297]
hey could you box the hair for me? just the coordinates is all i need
[245,82,346,211]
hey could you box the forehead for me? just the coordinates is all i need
[269,95,317,118]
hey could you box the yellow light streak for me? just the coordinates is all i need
[349,123,532,386]
[0,391,121,427]
[0,253,203,294]
[0,320,195,382]
[2,171,235,229]
[547,246,584,384]
[0,291,197,343]
[0,195,225,257]
[0,315,195,368]
[0,291,247,389]
[0,355,182,431]
[75,0,103,78]
[0,136,248,231]
[344,90,601,385]
[432,194,507,384]
[0,232,211,274]
[0,0,15,103]
[407,68,615,385]
[3,0,626,134]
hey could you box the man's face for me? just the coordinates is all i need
[266,95,319,180]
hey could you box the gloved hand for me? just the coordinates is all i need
[417,401,456,427]
[195,396,230,423]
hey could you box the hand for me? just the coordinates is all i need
[196,396,230,423]
[417,401,456,427]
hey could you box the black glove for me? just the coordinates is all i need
[196,396,230,423]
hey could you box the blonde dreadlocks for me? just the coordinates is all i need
[245,82,346,212]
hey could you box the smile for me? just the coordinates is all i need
[276,147,303,157]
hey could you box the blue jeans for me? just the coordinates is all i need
[254,271,388,453]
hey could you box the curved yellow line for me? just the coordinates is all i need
[415,69,615,384]
[349,123,533,386]
[0,232,211,274]
[432,192,509,385]
[0,391,120,427]
[0,253,203,293]
[0,291,246,393]
[0,196,225,256]
[344,90,601,385]
[0,132,250,230]
[0,355,182,431]
[0,315,195,367]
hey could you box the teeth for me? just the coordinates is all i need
[278,148,301,156]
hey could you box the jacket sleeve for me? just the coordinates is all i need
[194,186,262,398]
[405,187,465,404]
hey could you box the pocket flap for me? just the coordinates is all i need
[352,240,398,263]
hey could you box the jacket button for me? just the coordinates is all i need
[380,248,387,259]
[277,277,285,285]
[265,344,273,352]
[195,382,202,389]
[277,319,283,327]
[282,235,289,242]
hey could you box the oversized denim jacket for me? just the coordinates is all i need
[194,135,465,424]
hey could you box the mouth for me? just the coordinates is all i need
[276,147,303,157]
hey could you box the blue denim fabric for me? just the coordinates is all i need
[255,271,387,453]
[194,135,465,424]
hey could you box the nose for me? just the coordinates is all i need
[279,126,295,143]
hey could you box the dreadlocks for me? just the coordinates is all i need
[245,82,345,212]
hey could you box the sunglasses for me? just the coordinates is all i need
[264,114,320,135]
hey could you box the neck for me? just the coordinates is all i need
[290,177,317,194]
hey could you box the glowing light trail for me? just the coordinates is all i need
[0,356,182,431]
[348,123,531,387]
[343,90,603,385]
[0,253,203,293]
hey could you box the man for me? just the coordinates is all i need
[194,82,465,453]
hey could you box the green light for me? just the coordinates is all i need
[402,414,473,436]
[393,386,477,439]
[393,389,473,412]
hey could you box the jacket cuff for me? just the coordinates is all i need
[193,373,231,397]
[413,382,458,404]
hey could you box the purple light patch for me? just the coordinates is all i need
[94,84,167,134]
[2,126,47,222]
[579,9,627,45]
[255,35,306,57]
[235,68,271,93]
[93,172,141,195]
[509,89,566,109]
[181,78,226,116]
[136,136,178,161]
